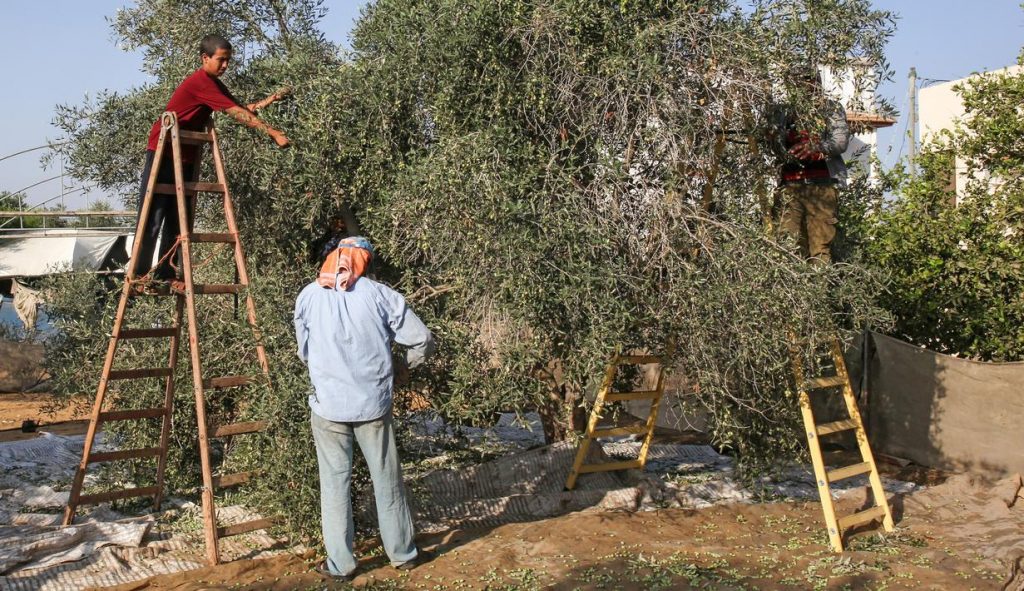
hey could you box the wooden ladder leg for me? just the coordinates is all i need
[209,127,270,381]
[566,361,616,490]
[830,341,894,532]
[636,362,667,468]
[64,316,122,525]
[64,123,175,526]
[168,119,220,566]
[153,295,184,510]
[792,348,844,552]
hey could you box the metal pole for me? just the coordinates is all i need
[907,67,918,177]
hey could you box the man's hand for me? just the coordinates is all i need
[789,139,823,160]
[272,130,291,149]
[247,87,293,112]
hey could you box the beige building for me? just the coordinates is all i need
[918,64,1023,203]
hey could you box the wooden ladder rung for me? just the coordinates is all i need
[203,375,252,389]
[604,390,661,402]
[827,461,873,482]
[189,232,236,243]
[804,375,847,390]
[613,354,662,365]
[816,419,858,435]
[216,518,274,538]
[837,505,887,530]
[88,447,162,463]
[213,471,255,488]
[153,181,226,195]
[117,328,177,339]
[577,459,643,474]
[78,486,160,505]
[212,420,268,437]
[98,407,167,422]
[591,424,649,438]
[177,283,245,295]
[177,130,214,144]
[107,368,174,380]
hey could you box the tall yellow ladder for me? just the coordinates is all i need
[791,338,894,552]
[63,112,273,565]
[565,350,670,490]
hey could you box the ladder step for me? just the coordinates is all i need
[591,424,649,438]
[613,354,662,365]
[98,407,167,422]
[88,447,162,463]
[153,181,226,195]
[213,471,256,489]
[203,375,253,389]
[177,130,214,144]
[212,420,268,438]
[107,368,174,380]
[817,419,858,435]
[577,459,644,474]
[189,232,236,244]
[117,328,177,339]
[216,518,274,538]
[604,390,661,402]
[837,505,887,530]
[827,461,873,482]
[804,375,847,390]
[175,283,245,295]
[78,486,160,506]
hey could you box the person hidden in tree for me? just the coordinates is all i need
[293,236,436,581]
[131,34,291,289]
[776,69,850,264]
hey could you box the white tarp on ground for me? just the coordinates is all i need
[0,432,286,591]
[0,231,127,279]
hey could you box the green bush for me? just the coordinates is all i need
[852,57,1024,361]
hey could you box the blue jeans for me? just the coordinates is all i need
[311,411,418,576]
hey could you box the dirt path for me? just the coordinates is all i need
[91,494,1005,591]
[0,391,87,434]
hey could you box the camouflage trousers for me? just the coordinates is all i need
[778,183,839,264]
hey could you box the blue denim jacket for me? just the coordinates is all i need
[294,277,435,422]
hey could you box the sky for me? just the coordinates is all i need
[1,1,1022,211]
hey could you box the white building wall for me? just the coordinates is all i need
[918,64,1023,202]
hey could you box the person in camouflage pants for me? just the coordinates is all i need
[776,71,850,264]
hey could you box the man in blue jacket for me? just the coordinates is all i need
[294,236,435,580]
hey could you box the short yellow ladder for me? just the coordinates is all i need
[565,350,670,490]
[792,338,894,552]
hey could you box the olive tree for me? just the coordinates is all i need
[46,0,894,540]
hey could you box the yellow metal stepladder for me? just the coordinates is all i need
[791,337,894,552]
[63,111,274,566]
[565,348,671,490]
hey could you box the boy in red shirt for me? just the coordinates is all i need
[132,34,290,286]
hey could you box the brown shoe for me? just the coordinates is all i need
[314,560,353,581]
[395,549,435,571]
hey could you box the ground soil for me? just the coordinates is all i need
[0,392,1008,590]
[0,391,88,437]
[89,493,1004,591]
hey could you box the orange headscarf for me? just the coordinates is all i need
[317,236,373,291]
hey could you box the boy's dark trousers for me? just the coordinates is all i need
[131,151,195,280]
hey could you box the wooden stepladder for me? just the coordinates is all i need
[63,112,273,565]
[791,338,894,552]
[565,350,670,490]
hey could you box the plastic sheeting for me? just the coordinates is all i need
[866,331,1024,477]
[0,232,127,279]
